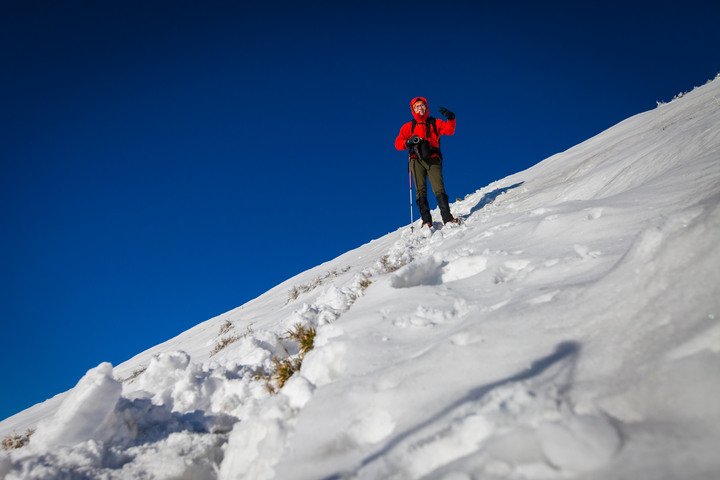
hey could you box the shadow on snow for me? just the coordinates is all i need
[468,182,524,215]
[322,340,580,480]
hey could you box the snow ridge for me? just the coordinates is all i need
[2,77,720,479]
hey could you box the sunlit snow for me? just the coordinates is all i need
[1,76,719,480]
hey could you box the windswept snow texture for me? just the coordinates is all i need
[2,77,720,479]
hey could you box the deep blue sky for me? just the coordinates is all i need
[1,0,718,421]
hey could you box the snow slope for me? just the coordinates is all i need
[2,76,719,480]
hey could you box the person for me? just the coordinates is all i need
[395,97,458,228]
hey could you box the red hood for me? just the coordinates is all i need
[410,96,429,123]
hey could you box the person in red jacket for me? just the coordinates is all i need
[395,97,458,227]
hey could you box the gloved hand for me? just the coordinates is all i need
[439,107,455,120]
[405,135,422,148]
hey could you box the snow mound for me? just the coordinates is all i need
[29,363,121,450]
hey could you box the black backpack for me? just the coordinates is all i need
[409,116,442,161]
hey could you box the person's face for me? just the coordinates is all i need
[413,102,426,114]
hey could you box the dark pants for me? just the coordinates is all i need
[411,156,454,224]
[411,156,446,199]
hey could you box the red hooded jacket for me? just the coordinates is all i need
[395,97,455,154]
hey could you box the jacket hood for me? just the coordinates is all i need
[410,96,429,123]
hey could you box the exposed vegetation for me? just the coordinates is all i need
[657,73,720,107]
[2,429,34,451]
[286,322,316,355]
[210,323,254,357]
[376,254,408,274]
[287,267,351,303]
[121,365,148,383]
[356,273,372,291]
[218,319,234,336]
[257,323,316,393]
[266,357,303,393]
[210,336,242,357]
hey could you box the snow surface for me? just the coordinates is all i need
[2,76,719,479]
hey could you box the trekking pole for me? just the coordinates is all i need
[408,156,414,232]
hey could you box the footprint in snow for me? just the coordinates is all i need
[390,254,490,289]
[585,207,604,220]
[494,259,534,284]
[573,244,602,260]
[393,302,468,329]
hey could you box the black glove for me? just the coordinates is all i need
[439,107,455,120]
[405,135,422,148]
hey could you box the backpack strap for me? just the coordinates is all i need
[411,117,439,140]
[429,117,438,139]
[429,117,439,146]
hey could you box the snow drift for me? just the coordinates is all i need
[2,76,719,480]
